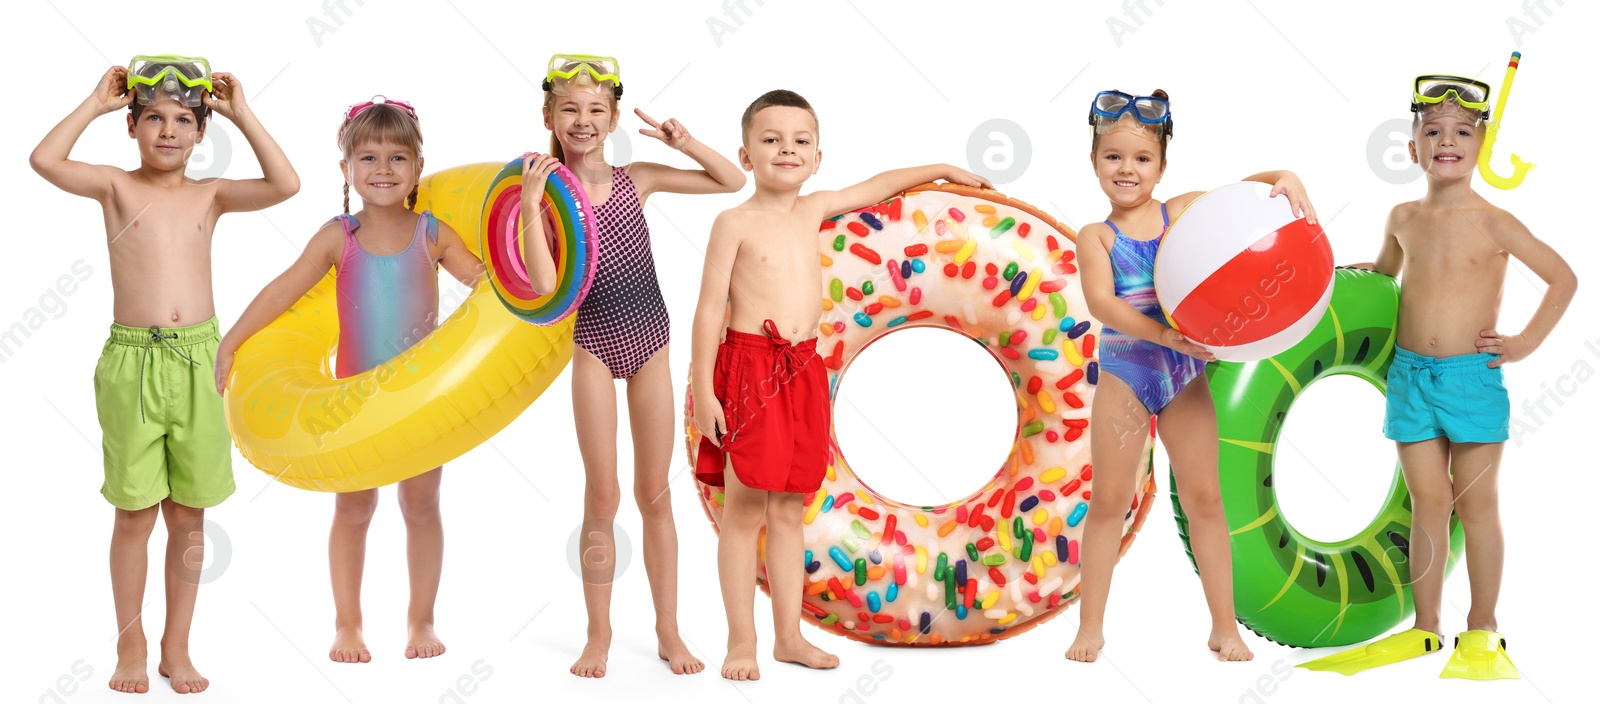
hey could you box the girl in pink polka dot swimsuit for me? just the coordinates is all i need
[520,54,747,678]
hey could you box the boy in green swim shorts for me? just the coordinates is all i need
[30,57,298,694]
[1343,74,1577,677]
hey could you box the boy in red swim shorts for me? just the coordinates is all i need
[695,319,830,493]
[690,89,987,681]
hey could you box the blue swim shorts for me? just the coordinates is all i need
[1383,346,1509,444]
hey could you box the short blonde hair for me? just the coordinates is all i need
[337,103,424,213]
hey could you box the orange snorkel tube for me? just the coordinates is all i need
[1479,52,1534,190]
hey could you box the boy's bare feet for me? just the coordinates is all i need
[329,626,371,663]
[405,621,446,659]
[570,635,610,678]
[109,639,149,694]
[721,643,760,681]
[657,628,704,675]
[1065,628,1105,662]
[773,634,838,670]
[1209,627,1255,662]
[157,644,209,694]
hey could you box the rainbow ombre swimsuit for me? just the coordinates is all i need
[334,211,440,378]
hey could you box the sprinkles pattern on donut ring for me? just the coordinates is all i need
[684,184,1159,646]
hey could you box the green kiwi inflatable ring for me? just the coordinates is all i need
[1173,268,1466,648]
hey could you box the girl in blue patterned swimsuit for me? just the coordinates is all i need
[1063,89,1320,664]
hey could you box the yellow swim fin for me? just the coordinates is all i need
[1297,629,1444,676]
[1440,630,1520,680]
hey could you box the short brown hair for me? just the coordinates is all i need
[741,90,817,143]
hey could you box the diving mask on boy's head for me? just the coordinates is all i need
[541,54,623,98]
[1412,75,1491,123]
[1088,90,1172,138]
[127,54,212,107]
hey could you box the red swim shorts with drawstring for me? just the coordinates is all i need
[694,320,830,494]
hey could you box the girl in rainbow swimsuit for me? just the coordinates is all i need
[218,97,485,663]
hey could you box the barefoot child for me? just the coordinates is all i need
[521,53,746,678]
[690,89,989,680]
[216,97,484,664]
[29,56,299,694]
[1303,74,1575,679]
[1063,89,1318,664]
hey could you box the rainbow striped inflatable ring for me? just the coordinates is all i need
[482,153,597,325]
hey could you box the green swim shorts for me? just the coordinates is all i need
[94,318,234,510]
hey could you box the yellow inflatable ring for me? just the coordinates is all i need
[224,161,576,492]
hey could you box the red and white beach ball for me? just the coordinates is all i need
[1154,181,1334,362]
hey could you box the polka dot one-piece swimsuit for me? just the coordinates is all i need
[573,167,670,379]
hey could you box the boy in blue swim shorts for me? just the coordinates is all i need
[1355,73,1576,672]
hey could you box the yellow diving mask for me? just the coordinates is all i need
[127,54,212,107]
[542,54,622,98]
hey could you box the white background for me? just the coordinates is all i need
[3,1,1594,703]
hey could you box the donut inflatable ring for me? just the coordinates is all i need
[482,153,598,325]
[224,160,583,492]
[1172,269,1465,647]
[684,184,1158,646]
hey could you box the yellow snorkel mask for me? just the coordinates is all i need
[1412,53,1534,190]
[127,54,212,107]
[541,54,623,98]
[1412,75,1492,117]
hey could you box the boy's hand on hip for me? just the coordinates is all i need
[1478,329,1529,368]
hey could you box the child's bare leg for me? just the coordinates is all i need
[110,505,158,693]
[398,467,445,659]
[157,500,210,693]
[1449,442,1505,632]
[627,347,704,675]
[329,489,377,663]
[1067,373,1150,663]
[766,491,838,669]
[717,463,767,680]
[570,348,620,677]
[1397,438,1453,634]
[1160,377,1251,661]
